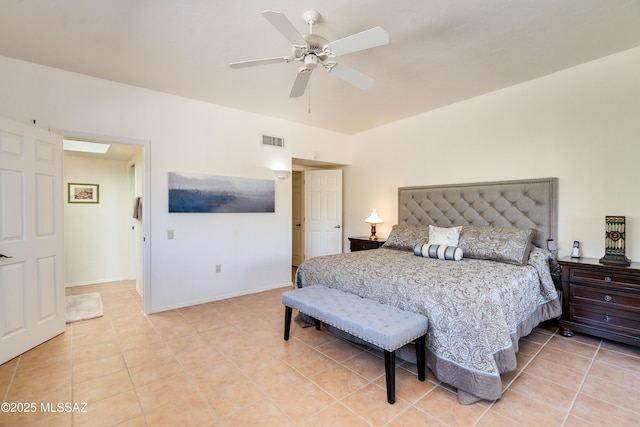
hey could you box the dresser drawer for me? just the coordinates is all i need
[569,284,640,312]
[569,268,640,289]
[570,303,640,336]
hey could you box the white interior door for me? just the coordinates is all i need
[0,117,65,364]
[305,169,343,259]
[291,171,304,267]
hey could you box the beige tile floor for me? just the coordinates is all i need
[1,279,639,426]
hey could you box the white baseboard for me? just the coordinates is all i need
[65,276,130,288]
[147,281,293,314]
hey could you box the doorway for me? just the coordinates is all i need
[60,132,150,312]
[291,159,346,268]
[291,171,303,267]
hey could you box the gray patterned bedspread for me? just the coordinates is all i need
[295,246,561,403]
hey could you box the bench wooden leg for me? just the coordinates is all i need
[384,350,396,404]
[284,306,292,341]
[415,335,426,381]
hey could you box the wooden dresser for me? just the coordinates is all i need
[558,257,640,346]
[348,236,386,252]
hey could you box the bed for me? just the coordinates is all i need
[295,178,562,404]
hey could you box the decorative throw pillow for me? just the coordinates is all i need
[427,225,462,246]
[382,224,430,251]
[457,225,537,265]
[414,243,463,261]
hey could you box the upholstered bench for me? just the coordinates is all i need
[282,285,428,404]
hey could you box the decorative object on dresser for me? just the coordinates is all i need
[349,236,386,251]
[599,215,631,266]
[364,208,383,240]
[558,257,640,346]
[571,241,581,258]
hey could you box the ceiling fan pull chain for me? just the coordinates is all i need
[308,82,312,114]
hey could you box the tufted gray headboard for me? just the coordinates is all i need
[398,178,558,248]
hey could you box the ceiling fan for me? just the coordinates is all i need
[229,10,389,98]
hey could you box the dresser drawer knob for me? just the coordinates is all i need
[604,295,612,302]
[604,276,612,282]
[604,315,612,323]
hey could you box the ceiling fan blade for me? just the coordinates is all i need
[289,70,312,98]
[229,57,291,69]
[326,27,389,56]
[261,10,307,46]
[328,63,374,90]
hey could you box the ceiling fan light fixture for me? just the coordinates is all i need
[304,54,318,69]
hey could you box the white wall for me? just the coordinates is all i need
[0,55,350,313]
[345,47,640,261]
[64,154,130,286]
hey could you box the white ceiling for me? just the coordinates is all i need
[1,0,640,135]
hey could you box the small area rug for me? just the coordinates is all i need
[66,292,104,323]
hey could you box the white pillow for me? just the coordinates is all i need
[428,225,462,246]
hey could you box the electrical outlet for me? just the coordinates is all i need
[215,264,221,274]
[168,230,174,239]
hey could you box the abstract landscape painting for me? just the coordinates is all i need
[168,172,275,213]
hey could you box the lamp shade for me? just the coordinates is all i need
[365,209,383,224]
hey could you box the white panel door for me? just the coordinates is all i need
[0,117,64,364]
[305,169,343,259]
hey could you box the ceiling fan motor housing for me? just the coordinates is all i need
[292,34,330,62]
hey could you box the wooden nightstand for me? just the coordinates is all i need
[348,236,386,252]
[558,257,640,347]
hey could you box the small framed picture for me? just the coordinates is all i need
[68,183,99,204]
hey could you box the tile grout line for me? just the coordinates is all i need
[144,306,224,426]
[74,291,150,427]
[273,328,398,426]
[2,354,20,404]
[471,328,558,427]
[311,333,440,426]
[112,311,151,427]
[559,338,602,426]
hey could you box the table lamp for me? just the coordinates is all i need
[365,209,383,240]
[599,215,631,266]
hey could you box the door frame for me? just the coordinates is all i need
[55,129,152,314]
[291,170,304,267]
[291,158,345,264]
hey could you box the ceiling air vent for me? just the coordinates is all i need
[261,134,285,149]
